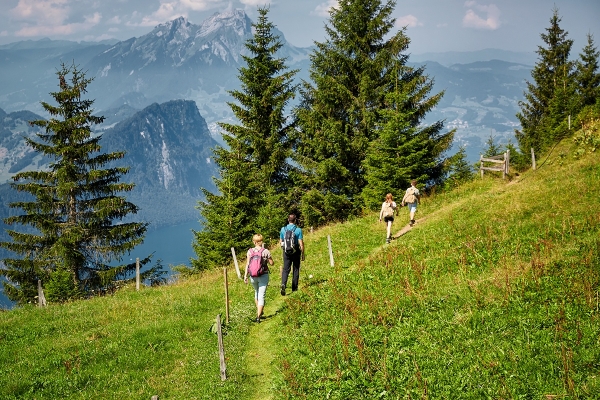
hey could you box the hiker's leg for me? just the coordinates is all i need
[291,253,301,292]
[386,220,392,238]
[281,253,292,288]
[251,278,260,312]
[256,274,269,318]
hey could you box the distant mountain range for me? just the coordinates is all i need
[0,8,533,160]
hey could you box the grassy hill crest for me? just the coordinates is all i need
[1,135,599,399]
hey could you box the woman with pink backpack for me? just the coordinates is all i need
[244,233,274,323]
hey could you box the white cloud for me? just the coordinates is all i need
[239,0,270,6]
[462,1,501,30]
[313,0,338,17]
[396,14,423,28]
[10,0,70,26]
[9,0,102,38]
[179,0,224,11]
[132,0,225,27]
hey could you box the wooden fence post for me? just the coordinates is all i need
[223,267,229,324]
[479,155,484,178]
[151,396,159,400]
[37,279,47,307]
[327,235,335,267]
[231,247,241,279]
[531,148,536,170]
[136,257,140,291]
[216,314,227,381]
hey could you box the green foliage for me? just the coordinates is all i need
[45,266,80,303]
[300,189,354,228]
[482,131,503,157]
[573,102,600,157]
[192,7,297,271]
[0,63,151,304]
[505,141,529,172]
[444,144,475,189]
[575,33,600,108]
[295,0,453,219]
[362,71,454,210]
[516,7,576,154]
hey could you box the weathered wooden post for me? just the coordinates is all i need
[136,257,140,291]
[37,279,47,307]
[151,395,159,400]
[327,235,335,267]
[231,247,241,279]
[216,314,227,381]
[531,148,536,170]
[223,267,229,324]
[505,150,510,175]
[479,154,484,178]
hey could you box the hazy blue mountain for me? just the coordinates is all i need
[413,59,531,161]
[0,100,219,243]
[411,48,537,67]
[0,8,532,163]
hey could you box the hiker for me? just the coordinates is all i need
[402,180,421,227]
[279,214,304,296]
[244,233,274,323]
[379,193,397,243]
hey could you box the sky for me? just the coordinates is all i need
[0,0,599,55]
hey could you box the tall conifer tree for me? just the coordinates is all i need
[0,63,152,304]
[362,62,454,209]
[295,0,453,221]
[575,33,600,108]
[192,7,297,270]
[516,7,574,153]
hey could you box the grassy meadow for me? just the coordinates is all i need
[1,136,599,399]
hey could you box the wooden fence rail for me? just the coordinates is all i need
[480,150,509,179]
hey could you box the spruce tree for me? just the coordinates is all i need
[444,145,474,189]
[0,63,152,304]
[482,132,503,157]
[192,7,297,270]
[362,66,454,209]
[516,7,574,154]
[575,33,600,108]
[295,0,453,221]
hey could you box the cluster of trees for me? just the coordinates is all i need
[516,7,600,155]
[0,63,164,305]
[192,1,456,270]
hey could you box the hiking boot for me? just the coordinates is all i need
[410,219,415,226]
[280,284,286,296]
[256,317,261,323]
[386,237,391,244]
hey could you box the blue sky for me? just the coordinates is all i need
[0,0,598,55]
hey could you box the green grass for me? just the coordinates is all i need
[1,137,599,399]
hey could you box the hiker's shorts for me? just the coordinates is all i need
[407,202,418,213]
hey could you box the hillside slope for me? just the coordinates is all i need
[0,136,598,399]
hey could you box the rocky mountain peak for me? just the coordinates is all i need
[198,9,252,38]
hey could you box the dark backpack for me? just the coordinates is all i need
[248,247,268,277]
[283,225,297,255]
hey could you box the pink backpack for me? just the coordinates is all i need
[248,247,268,277]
